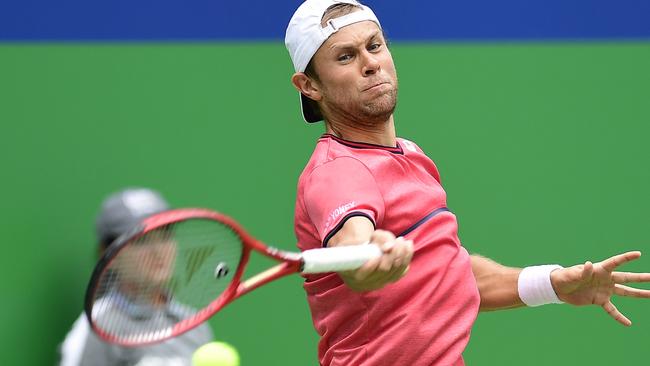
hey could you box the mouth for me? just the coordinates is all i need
[362,81,390,92]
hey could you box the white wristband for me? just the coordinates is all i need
[517,265,564,307]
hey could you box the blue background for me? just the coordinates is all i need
[2,0,650,41]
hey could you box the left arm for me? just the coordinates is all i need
[470,254,524,311]
[471,251,650,325]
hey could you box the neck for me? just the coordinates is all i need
[325,114,397,147]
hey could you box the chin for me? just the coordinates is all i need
[362,93,397,120]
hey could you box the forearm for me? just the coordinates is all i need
[470,254,524,311]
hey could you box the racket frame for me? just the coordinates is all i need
[85,208,303,346]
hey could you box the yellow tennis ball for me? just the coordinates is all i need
[192,341,240,366]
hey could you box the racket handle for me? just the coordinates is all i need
[301,244,383,273]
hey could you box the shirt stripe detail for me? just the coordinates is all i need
[323,212,376,248]
[323,134,404,155]
[398,207,451,237]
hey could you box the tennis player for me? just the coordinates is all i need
[58,188,214,366]
[286,1,650,365]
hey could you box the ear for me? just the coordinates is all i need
[291,72,322,102]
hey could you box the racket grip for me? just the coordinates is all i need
[301,244,383,273]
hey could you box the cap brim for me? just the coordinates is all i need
[300,93,323,123]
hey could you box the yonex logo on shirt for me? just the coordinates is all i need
[325,201,356,229]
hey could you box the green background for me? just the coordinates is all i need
[1,42,649,365]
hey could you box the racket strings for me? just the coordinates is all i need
[89,219,243,342]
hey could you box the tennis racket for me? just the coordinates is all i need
[85,208,381,346]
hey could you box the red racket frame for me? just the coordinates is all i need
[85,208,304,346]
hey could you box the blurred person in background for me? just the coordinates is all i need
[58,187,214,366]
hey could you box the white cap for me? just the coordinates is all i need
[285,0,382,123]
[95,188,170,246]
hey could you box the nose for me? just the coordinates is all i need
[361,50,380,76]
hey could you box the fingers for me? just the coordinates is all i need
[600,251,642,272]
[368,230,409,272]
[614,284,650,299]
[375,236,413,279]
[387,236,414,269]
[350,256,384,282]
[612,271,650,284]
[370,229,397,250]
[581,261,594,281]
[351,230,400,280]
[343,233,414,291]
[602,301,632,326]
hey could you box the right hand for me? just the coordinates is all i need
[339,230,414,292]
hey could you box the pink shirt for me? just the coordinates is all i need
[294,134,480,366]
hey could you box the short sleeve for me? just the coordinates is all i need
[304,157,384,246]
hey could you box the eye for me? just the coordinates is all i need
[368,42,382,52]
[337,54,353,62]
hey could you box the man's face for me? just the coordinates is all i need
[311,20,398,124]
[115,228,177,289]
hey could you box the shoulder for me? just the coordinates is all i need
[298,138,373,187]
[59,313,102,366]
[301,136,362,169]
[397,137,425,154]
[397,137,443,182]
[300,156,374,190]
[312,155,370,176]
[60,313,91,355]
